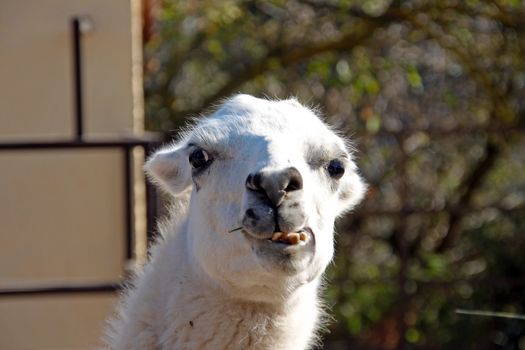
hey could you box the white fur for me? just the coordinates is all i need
[105,95,366,349]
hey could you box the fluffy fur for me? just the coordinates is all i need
[105,95,366,349]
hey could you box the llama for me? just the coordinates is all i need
[105,95,366,349]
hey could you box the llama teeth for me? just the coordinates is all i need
[299,232,308,242]
[271,232,284,241]
[288,233,300,245]
[270,231,305,245]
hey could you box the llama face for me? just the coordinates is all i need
[146,95,365,302]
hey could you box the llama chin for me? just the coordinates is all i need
[105,94,366,350]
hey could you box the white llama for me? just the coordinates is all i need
[105,94,366,349]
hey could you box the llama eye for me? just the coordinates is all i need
[189,149,212,170]
[326,159,345,179]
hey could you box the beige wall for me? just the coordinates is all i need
[0,294,116,349]
[0,150,125,286]
[0,0,143,139]
[0,0,144,348]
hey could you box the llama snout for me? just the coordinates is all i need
[241,167,307,239]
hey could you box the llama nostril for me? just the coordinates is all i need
[246,167,303,206]
[283,167,303,192]
[246,174,254,189]
[246,173,264,192]
[285,178,302,192]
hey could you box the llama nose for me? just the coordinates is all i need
[245,167,303,207]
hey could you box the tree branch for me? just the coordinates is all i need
[436,140,500,252]
[199,21,385,109]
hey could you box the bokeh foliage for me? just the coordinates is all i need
[143,0,525,348]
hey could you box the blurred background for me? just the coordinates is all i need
[1,0,524,349]
[143,0,525,348]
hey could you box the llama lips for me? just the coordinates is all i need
[270,231,309,245]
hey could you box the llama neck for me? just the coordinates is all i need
[152,228,322,350]
[140,212,322,349]
[165,268,321,350]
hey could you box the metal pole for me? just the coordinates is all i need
[71,17,84,140]
[124,146,134,261]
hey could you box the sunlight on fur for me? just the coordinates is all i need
[104,94,366,349]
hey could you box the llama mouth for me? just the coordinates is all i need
[267,228,313,246]
[240,227,315,251]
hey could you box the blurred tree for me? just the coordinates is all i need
[142,0,525,349]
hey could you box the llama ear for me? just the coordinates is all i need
[145,144,192,196]
[337,170,367,215]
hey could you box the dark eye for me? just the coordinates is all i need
[189,149,212,170]
[326,159,345,179]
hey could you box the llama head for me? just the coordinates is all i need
[146,95,366,302]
